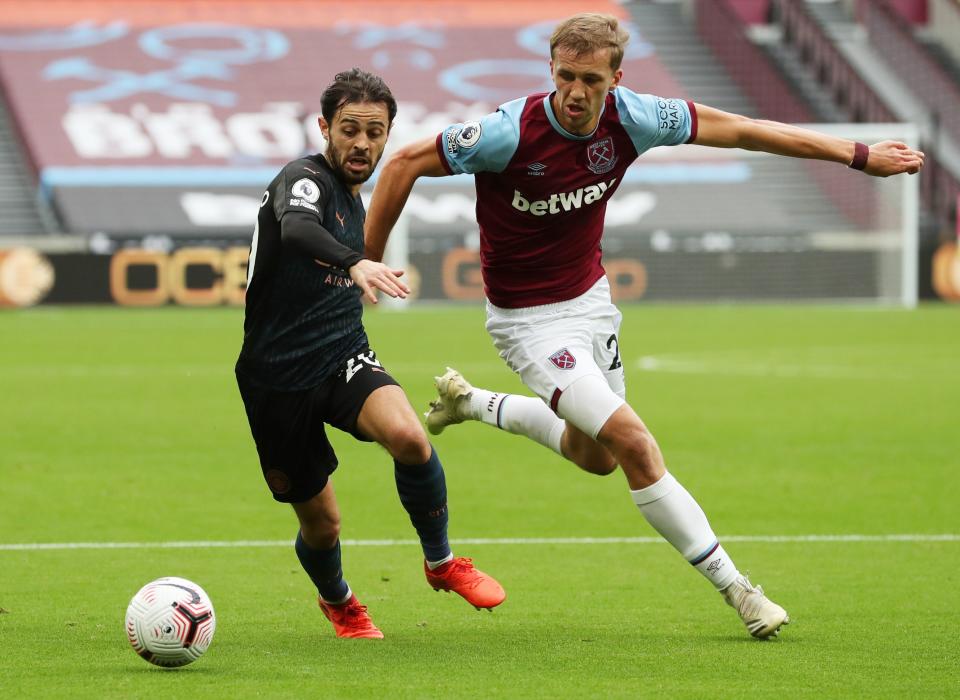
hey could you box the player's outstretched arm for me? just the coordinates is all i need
[691,103,925,177]
[365,136,449,262]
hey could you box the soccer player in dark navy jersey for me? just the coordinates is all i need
[236,69,504,639]
[365,14,925,639]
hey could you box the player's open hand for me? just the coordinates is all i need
[864,141,925,177]
[349,259,409,304]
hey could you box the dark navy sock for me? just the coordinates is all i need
[394,447,452,562]
[295,531,350,603]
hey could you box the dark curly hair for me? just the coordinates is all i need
[320,68,397,126]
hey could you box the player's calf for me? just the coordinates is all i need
[394,447,452,565]
[561,424,618,476]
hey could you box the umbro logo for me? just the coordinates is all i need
[527,162,547,176]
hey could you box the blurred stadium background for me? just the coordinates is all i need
[0,0,957,307]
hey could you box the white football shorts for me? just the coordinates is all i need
[485,276,626,438]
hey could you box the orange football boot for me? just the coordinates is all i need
[318,594,384,639]
[425,557,506,610]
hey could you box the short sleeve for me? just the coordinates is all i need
[614,87,696,155]
[435,97,525,175]
[273,161,332,220]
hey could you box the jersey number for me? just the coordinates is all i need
[606,334,622,371]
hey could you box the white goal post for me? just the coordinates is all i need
[737,123,920,308]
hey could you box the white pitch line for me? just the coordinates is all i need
[0,361,501,378]
[635,356,891,380]
[0,534,957,552]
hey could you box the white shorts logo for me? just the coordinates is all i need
[548,348,577,370]
[291,178,320,203]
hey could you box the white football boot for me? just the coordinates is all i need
[424,367,474,435]
[721,575,790,639]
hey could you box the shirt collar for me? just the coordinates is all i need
[541,91,606,141]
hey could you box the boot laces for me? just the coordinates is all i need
[446,557,483,589]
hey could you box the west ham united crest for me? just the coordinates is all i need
[548,348,577,370]
[586,137,617,174]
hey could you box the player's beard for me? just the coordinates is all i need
[327,143,378,186]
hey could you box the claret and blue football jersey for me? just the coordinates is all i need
[436,87,697,308]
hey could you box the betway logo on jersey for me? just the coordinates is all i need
[511,178,617,216]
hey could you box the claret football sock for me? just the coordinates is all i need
[295,531,351,603]
[394,447,452,563]
[630,472,739,591]
[470,390,565,456]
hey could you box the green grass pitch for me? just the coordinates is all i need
[1,304,958,698]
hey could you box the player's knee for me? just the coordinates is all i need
[300,514,340,549]
[313,521,341,549]
[633,429,662,466]
[616,428,662,475]
[384,422,432,465]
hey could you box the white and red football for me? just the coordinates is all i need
[125,577,216,668]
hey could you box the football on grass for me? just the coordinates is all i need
[125,577,216,667]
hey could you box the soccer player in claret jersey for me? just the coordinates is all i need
[236,69,504,640]
[365,15,924,639]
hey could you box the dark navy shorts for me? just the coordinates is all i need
[237,348,399,503]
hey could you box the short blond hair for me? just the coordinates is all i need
[550,13,630,71]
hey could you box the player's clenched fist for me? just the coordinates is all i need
[864,140,925,177]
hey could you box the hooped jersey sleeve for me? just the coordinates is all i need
[436,96,527,175]
[613,87,698,155]
[272,161,333,221]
